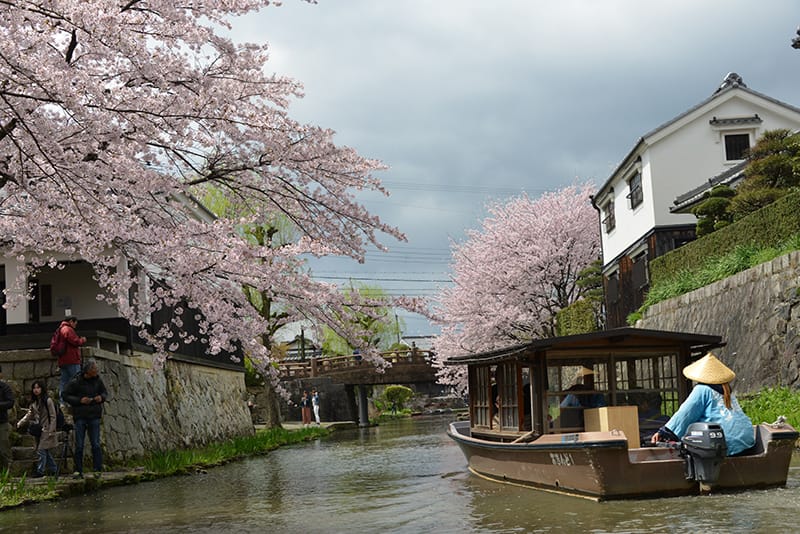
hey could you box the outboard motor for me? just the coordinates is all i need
[681,422,727,483]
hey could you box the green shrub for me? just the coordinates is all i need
[383,385,414,410]
[632,236,800,322]
[650,189,800,286]
[739,387,800,427]
[556,298,600,336]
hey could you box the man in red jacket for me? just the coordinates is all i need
[58,316,86,404]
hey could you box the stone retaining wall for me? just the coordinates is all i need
[2,348,252,467]
[637,250,800,394]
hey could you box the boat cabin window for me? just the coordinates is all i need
[545,353,682,439]
[469,365,492,428]
[469,363,529,435]
[547,363,608,432]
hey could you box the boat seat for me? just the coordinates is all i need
[556,407,585,430]
[734,426,766,456]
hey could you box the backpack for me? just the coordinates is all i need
[50,326,67,358]
[47,397,67,431]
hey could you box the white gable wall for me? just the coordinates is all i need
[647,93,800,228]
[600,88,800,268]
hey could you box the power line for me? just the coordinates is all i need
[315,275,450,283]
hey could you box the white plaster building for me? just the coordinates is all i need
[592,73,800,327]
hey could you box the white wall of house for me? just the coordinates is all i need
[647,92,800,229]
[2,258,119,325]
[598,152,656,265]
[599,86,800,267]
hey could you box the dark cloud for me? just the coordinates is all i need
[230,1,800,337]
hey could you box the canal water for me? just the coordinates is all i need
[2,415,799,533]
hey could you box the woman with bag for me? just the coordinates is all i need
[16,380,59,477]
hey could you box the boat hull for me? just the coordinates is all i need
[447,421,798,500]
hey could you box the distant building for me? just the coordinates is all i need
[273,321,321,360]
[593,73,800,327]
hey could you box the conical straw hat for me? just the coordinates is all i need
[682,353,735,384]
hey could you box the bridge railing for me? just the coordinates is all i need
[276,349,434,379]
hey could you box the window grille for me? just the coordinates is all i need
[724,133,750,161]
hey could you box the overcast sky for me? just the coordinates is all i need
[228,1,800,340]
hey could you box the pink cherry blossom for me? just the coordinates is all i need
[432,183,600,393]
[0,1,422,381]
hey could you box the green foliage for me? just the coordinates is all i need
[729,187,789,221]
[382,385,414,410]
[726,129,800,221]
[0,470,59,508]
[575,259,604,301]
[322,283,403,354]
[692,186,735,237]
[243,358,264,386]
[138,426,327,475]
[633,236,800,322]
[374,408,413,423]
[744,129,800,189]
[739,387,800,427]
[650,189,800,286]
[556,298,600,336]
[556,258,604,335]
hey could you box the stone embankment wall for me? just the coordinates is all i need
[2,348,252,463]
[637,251,800,394]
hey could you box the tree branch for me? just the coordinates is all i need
[0,117,17,142]
[64,29,78,64]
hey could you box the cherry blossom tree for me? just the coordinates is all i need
[432,183,600,392]
[0,1,425,392]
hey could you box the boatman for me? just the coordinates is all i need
[651,353,755,455]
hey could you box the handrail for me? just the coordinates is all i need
[276,349,434,379]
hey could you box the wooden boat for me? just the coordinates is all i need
[445,328,798,500]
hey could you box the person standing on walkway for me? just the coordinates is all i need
[311,388,321,426]
[57,316,86,404]
[300,390,312,428]
[0,364,14,471]
[63,358,108,478]
[17,380,58,477]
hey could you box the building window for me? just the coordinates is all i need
[607,273,619,304]
[627,173,643,209]
[724,133,750,161]
[602,199,615,233]
[632,253,648,290]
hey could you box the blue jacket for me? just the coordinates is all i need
[663,384,755,455]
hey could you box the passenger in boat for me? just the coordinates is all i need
[651,353,755,456]
[560,368,606,409]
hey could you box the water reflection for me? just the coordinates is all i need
[1,417,798,533]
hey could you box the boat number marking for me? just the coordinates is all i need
[549,452,574,466]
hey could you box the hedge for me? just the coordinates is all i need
[650,189,800,285]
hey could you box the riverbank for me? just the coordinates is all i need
[0,422,353,511]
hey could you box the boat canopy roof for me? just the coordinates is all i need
[443,327,724,366]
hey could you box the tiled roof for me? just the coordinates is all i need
[670,160,748,213]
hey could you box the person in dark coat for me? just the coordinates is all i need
[63,358,108,478]
[0,364,14,470]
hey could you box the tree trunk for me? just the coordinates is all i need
[259,383,283,429]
